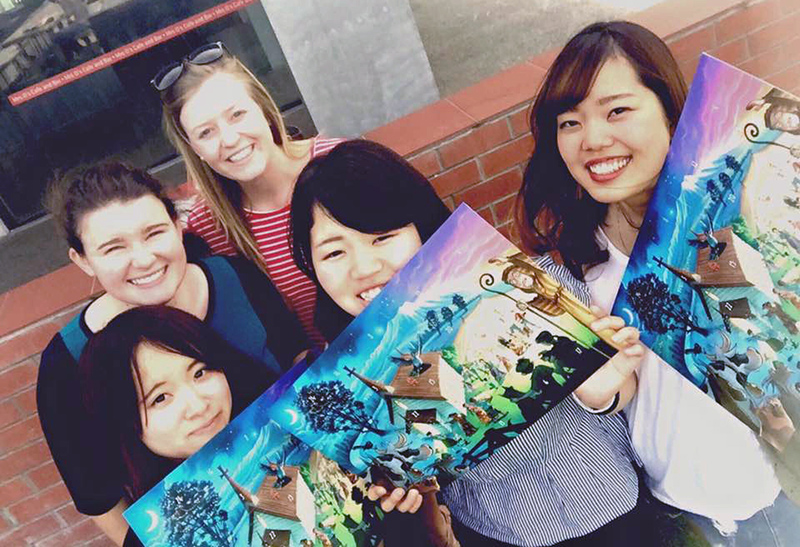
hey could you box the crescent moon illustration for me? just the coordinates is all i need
[621,307,636,326]
[285,409,299,425]
[145,509,159,533]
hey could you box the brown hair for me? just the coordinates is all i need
[45,161,177,255]
[159,52,307,274]
[515,21,687,279]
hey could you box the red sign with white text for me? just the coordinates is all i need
[8,0,256,106]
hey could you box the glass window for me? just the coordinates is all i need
[0,0,313,229]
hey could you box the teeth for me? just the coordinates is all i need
[129,267,165,286]
[588,157,630,175]
[228,145,253,162]
[359,286,383,302]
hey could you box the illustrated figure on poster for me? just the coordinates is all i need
[260,461,293,490]
[746,88,800,135]
[493,253,585,318]
[489,252,619,352]
[762,301,799,335]
[745,88,800,173]
[390,337,433,378]
[688,216,727,262]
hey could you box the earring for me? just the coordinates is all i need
[575,185,584,199]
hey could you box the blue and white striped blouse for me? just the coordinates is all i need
[441,256,640,546]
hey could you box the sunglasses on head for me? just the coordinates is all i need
[151,41,228,92]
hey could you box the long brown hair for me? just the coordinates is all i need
[159,51,307,274]
[515,21,687,279]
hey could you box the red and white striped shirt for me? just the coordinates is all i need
[185,137,343,344]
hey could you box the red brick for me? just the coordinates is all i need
[57,503,89,528]
[0,441,50,481]
[0,515,61,546]
[530,48,559,71]
[0,265,93,339]
[365,99,473,157]
[748,12,800,55]
[408,149,442,178]
[709,37,749,65]
[476,206,495,226]
[0,400,21,429]
[448,63,545,122]
[680,56,702,84]
[715,0,782,45]
[739,38,800,79]
[0,515,9,534]
[9,483,71,524]
[509,107,531,137]
[0,359,38,399]
[479,135,533,178]
[36,519,103,547]
[0,477,34,507]
[29,462,61,490]
[431,161,481,198]
[0,415,43,455]
[85,535,118,547]
[14,387,38,417]
[668,25,717,63]
[0,320,60,370]
[455,169,523,210]
[439,119,511,169]
[494,195,518,226]
[442,196,455,211]
[770,62,800,92]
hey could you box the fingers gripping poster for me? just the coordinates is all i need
[126,205,615,546]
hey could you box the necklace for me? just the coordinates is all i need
[607,204,642,256]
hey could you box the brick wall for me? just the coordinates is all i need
[1,0,798,544]
[363,0,800,248]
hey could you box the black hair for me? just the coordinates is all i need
[79,305,274,501]
[290,139,451,340]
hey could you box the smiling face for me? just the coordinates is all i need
[555,56,671,206]
[69,196,187,307]
[135,343,232,459]
[768,108,800,132]
[310,205,422,317]
[179,72,279,184]
[506,268,535,290]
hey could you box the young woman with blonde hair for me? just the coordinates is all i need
[154,42,340,342]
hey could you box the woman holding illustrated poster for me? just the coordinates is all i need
[154,42,341,344]
[36,162,307,547]
[290,139,660,547]
[516,20,796,544]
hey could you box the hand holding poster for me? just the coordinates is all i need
[267,205,617,488]
[126,205,617,546]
